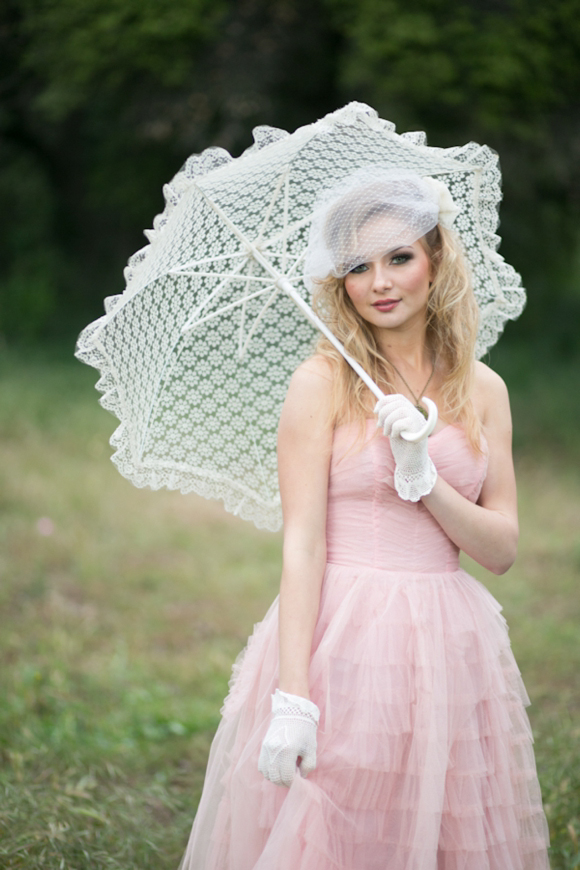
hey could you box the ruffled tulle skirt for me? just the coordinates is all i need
[179,565,550,870]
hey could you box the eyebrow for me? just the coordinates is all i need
[385,245,413,255]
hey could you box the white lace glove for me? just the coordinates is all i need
[375,394,438,502]
[258,689,320,787]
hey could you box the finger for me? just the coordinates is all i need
[391,417,415,439]
[298,749,317,778]
[273,749,298,786]
[376,401,413,431]
[382,409,413,436]
[258,743,294,786]
[264,762,293,787]
[374,394,408,416]
[277,760,296,787]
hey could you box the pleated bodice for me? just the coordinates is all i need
[326,422,488,573]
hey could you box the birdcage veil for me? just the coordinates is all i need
[303,166,460,287]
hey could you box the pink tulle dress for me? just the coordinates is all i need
[179,422,550,870]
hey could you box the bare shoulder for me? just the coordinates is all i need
[292,353,334,384]
[279,354,335,438]
[285,354,334,405]
[474,360,508,394]
[473,361,512,432]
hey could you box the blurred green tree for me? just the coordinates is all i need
[0,0,338,338]
[1,0,579,353]
[325,0,580,355]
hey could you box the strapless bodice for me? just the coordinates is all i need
[326,421,488,573]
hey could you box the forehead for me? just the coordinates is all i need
[353,211,418,252]
[356,210,412,235]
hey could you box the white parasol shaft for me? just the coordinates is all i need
[191,184,436,440]
[232,235,383,399]
[276,276,384,400]
[276,277,437,442]
[246,252,436,442]
[191,184,386,401]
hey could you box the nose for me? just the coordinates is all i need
[371,261,393,291]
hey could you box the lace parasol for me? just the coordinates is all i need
[76,102,525,530]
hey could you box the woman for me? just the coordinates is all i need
[179,168,550,869]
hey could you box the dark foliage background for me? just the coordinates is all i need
[1,0,579,355]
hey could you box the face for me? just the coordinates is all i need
[343,217,433,334]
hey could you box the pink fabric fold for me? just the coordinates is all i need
[178,424,550,870]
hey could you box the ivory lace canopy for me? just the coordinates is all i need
[76,103,525,530]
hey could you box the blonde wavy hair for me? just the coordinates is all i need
[312,224,482,452]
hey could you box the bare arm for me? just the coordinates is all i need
[421,364,519,575]
[277,358,334,700]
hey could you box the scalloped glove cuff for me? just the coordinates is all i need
[394,454,438,502]
[271,689,320,721]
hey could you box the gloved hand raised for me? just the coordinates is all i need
[258,689,320,787]
[374,393,438,502]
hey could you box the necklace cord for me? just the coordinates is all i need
[388,360,435,417]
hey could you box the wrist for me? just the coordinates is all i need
[278,678,310,699]
[419,472,440,502]
[272,689,320,722]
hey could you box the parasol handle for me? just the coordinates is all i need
[276,277,438,442]
[400,398,438,442]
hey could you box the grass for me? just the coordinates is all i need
[1,342,579,868]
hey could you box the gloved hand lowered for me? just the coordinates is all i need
[374,393,438,502]
[258,689,320,787]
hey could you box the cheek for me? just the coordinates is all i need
[344,276,367,306]
[404,260,432,293]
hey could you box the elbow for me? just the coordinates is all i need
[486,531,519,576]
[489,556,515,576]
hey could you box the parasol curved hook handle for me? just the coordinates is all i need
[400,397,438,443]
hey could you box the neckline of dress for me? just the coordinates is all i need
[347,417,489,455]
[335,418,454,439]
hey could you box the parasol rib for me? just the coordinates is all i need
[238,259,257,359]
[182,286,273,333]
[192,182,386,401]
[239,287,282,360]
[169,250,248,271]
[181,258,250,332]
[175,271,277,284]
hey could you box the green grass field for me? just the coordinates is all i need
[0,344,579,869]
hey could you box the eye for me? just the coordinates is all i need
[349,263,369,274]
[391,253,412,265]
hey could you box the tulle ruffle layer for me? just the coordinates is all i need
[179,565,549,870]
